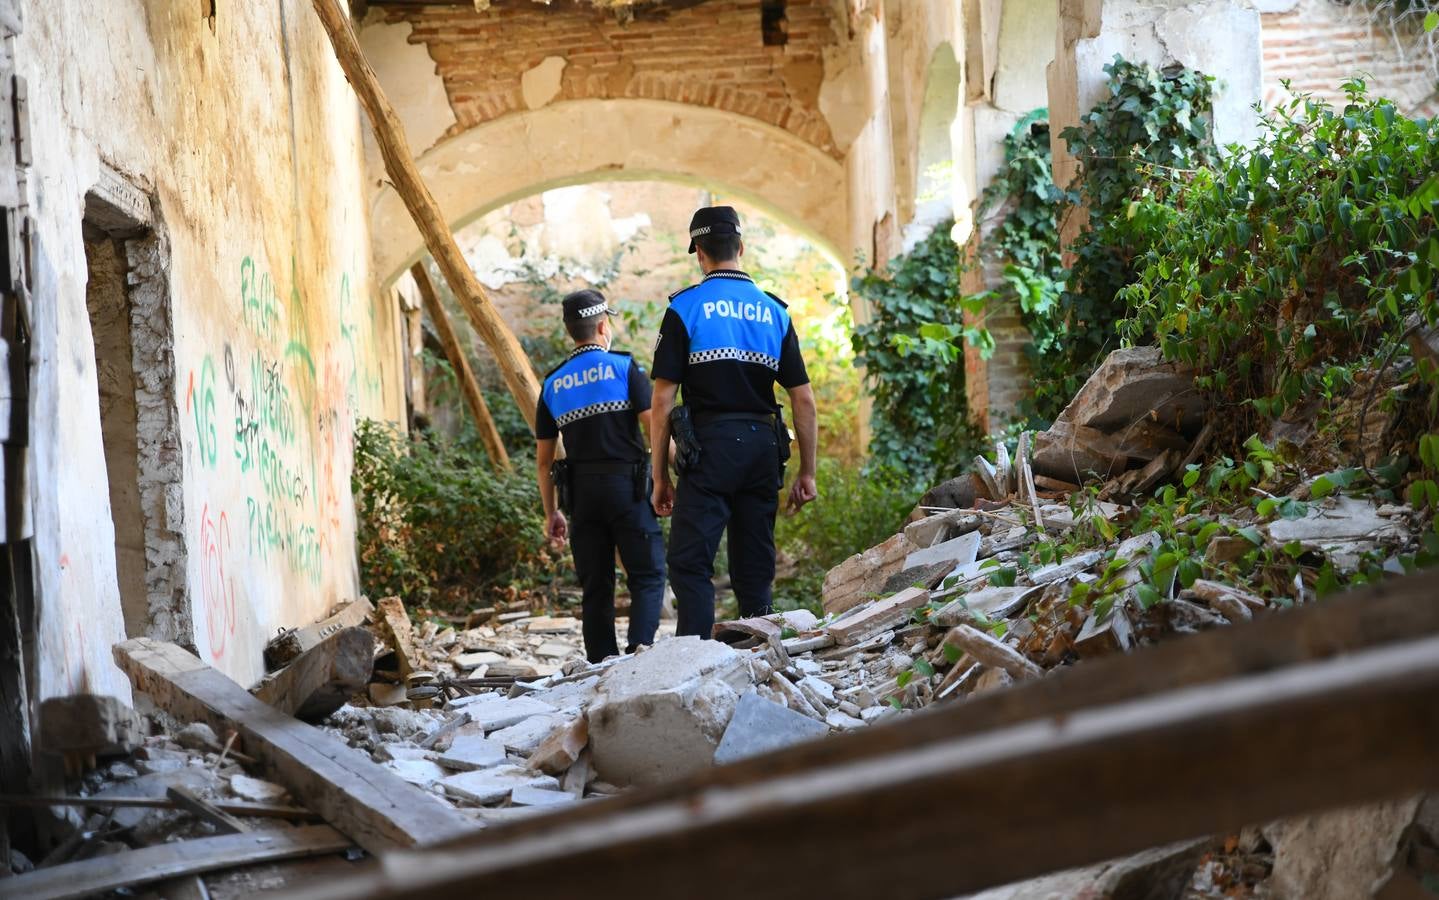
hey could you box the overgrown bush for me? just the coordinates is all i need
[970,58,1217,425]
[1119,80,1439,454]
[852,219,988,483]
[352,419,560,609]
[773,459,918,614]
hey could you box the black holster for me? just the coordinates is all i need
[550,459,573,515]
[775,413,793,465]
[669,405,702,473]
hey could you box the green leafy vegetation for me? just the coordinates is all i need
[969,58,1217,427]
[851,219,988,482]
[772,459,918,615]
[352,419,564,610]
[1118,79,1439,460]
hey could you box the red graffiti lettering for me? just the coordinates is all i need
[199,503,236,661]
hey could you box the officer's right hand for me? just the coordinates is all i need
[546,510,568,547]
[652,477,675,518]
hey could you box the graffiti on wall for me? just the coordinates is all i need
[183,254,387,660]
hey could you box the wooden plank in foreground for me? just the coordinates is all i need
[114,639,475,854]
[0,793,318,820]
[0,825,350,900]
[268,572,1439,900]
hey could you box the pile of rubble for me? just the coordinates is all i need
[6,345,1431,899]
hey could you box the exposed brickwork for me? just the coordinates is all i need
[1262,0,1438,116]
[379,0,843,156]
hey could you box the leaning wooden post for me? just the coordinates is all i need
[310,0,542,428]
[409,263,511,470]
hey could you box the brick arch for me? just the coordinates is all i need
[377,0,842,158]
[370,98,849,286]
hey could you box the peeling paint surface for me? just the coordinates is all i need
[20,0,405,694]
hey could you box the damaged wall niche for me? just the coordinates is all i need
[20,0,407,697]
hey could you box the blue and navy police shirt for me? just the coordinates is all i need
[535,345,652,463]
[650,269,808,415]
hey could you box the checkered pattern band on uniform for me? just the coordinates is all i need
[554,399,633,427]
[689,225,741,238]
[575,302,608,318]
[702,271,753,282]
[688,347,779,370]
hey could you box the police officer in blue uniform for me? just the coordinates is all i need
[649,206,818,638]
[535,290,664,662]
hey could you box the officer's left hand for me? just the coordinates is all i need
[546,510,568,548]
[786,472,818,515]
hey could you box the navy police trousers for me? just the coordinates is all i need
[669,419,782,639]
[569,473,665,662]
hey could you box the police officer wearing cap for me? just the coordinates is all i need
[535,289,665,662]
[649,206,819,639]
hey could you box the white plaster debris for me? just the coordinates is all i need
[437,734,507,772]
[441,766,559,806]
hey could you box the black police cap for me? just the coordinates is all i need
[687,206,742,254]
[561,289,618,323]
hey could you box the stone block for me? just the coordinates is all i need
[383,758,448,789]
[527,716,589,775]
[509,785,577,808]
[37,695,142,755]
[713,691,829,766]
[1266,796,1429,900]
[440,765,558,806]
[1055,346,1205,436]
[586,637,753,787]
[822,532,916,615]
[436,734,507,771]
[460,696,556,732]
[488,713,570,754]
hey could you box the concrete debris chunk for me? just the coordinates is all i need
[384,758,448,789]
[1075,606,1135,657]
[903,529,981,571]
[825,710,865,731]
[509,785,577,808]
[527,716,589,775]
[437,734,507,771]
[713,691,829,765]
[37,695,142,756]
[229,774,288,803]
[462,696,556,732]
[586,636,753,787]
[440,765,558,805]
[1055,346,1205,435]
[1264,495,1406,560]
[489,713,571,754]
[931,586,1040,627]
[825,587,930,646]
[822,532,916,615]
[1024,550,1104,586]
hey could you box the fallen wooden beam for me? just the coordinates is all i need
[264,598,374,672]
[271,572,1439,900]
[0,794,318,821]
[410,262,510,470]
[375,597,420,680]
[114,639,475,853]
[279,633,1439,900]
[166,785,250,835]
[0,825,349,900]
[252,626,374,722]
[310,0,542,427]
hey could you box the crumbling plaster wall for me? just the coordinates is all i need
[19,0,405,696]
